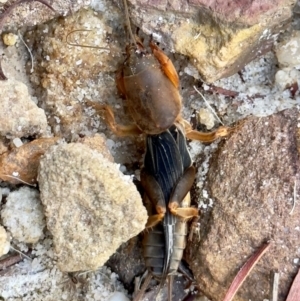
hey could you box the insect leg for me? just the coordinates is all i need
[179,118,235,142]
[86,100,142,136]
[169,166,198,219]
[149,40,179,89]
[141,168,166,227]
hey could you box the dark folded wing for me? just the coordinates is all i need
[144,126,183,203]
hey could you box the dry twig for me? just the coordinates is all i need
[222,242,270,301]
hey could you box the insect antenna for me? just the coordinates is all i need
[123,0,138,49]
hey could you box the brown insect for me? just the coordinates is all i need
[88,0,233,142]
[86,1,234,300]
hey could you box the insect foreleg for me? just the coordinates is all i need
[169,166,199,220]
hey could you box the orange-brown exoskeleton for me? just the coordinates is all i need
[89,35,233,141]
[88,0,232,141]
[115,38,181,135]
[91,35,232,141]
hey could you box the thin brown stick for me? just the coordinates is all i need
[0,250,31,271]
[0,254,23,270]
[206,84,239,97]
[222,242,271,301]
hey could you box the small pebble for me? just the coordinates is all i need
[12,138,23,148]
[293,258,299,264]
[199,108,215,130]
[2,33,18,46]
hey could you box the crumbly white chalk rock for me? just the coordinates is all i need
[0,225,10,256]
[1,187,45,243]
[275,68,300,91]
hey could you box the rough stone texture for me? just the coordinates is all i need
[0,78,48,139]
[1,187,45,244]
[125,0,295,82]
[78,134,114,162]
[2,32,18,46]
[274,30,300,91]
[275,67,300,91]
[0,225,10,256]
[26,6,124,141]
[187,108,300,301]
[38,143,147,272]
[129,0,295,25]
[0,0,89,32]
[276,30,300,68]
[198,108,215,130]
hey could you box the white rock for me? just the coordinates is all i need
[199,108,215,130]
[12,137,23,148]
[276,31,300,68]
[0,225,10,256]
[1,187,45,243]
[275,68,300,91]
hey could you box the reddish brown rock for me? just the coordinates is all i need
[129,0,295,25]
[126,0,296,82]
[189,0,295,25]
[187,108,300,301]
